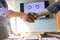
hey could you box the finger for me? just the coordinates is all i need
[28,13,37,20]
[32,13,38,19]
[27,13,37,22]
[28,16,35,22]
[26,14,35,22]
[25,17,35,23]
[23,13,35,23]
[28,15,36,21]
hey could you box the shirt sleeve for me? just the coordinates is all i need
[47,1,60,13]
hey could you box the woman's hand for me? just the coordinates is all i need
[22,12,39,23]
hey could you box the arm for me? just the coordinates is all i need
[38,1,60,17]
[7,10,25,18]
[37,9,50,17]
[24,1,60,22]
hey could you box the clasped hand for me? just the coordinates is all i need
[22,12,39,23]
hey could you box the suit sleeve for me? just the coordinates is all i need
[47,1,60,13]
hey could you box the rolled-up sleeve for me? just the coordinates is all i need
[47,1,60,13]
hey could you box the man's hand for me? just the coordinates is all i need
[22,12,39,23]
[22,9,50,23]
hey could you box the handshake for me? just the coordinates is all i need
[22,12,39,23]
[21,9,49,23]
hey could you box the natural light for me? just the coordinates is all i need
[7,2,31,36]
[10,17,30,35]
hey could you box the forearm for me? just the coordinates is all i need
[38,1,60,17]
[37,9,50,17]
[7,10,25,18]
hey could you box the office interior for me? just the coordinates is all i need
[3,0,60,40]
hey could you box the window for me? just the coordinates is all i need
[9,17,30,35]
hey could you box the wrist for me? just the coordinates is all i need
[38,9,50,17]
[20,12,25,19]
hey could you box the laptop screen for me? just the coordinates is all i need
[20,1,49,18]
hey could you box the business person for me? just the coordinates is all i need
[0,0,9,40]
[0,0,25,40]
[23,1,60,22]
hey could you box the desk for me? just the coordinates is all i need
[4,36,24,40]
